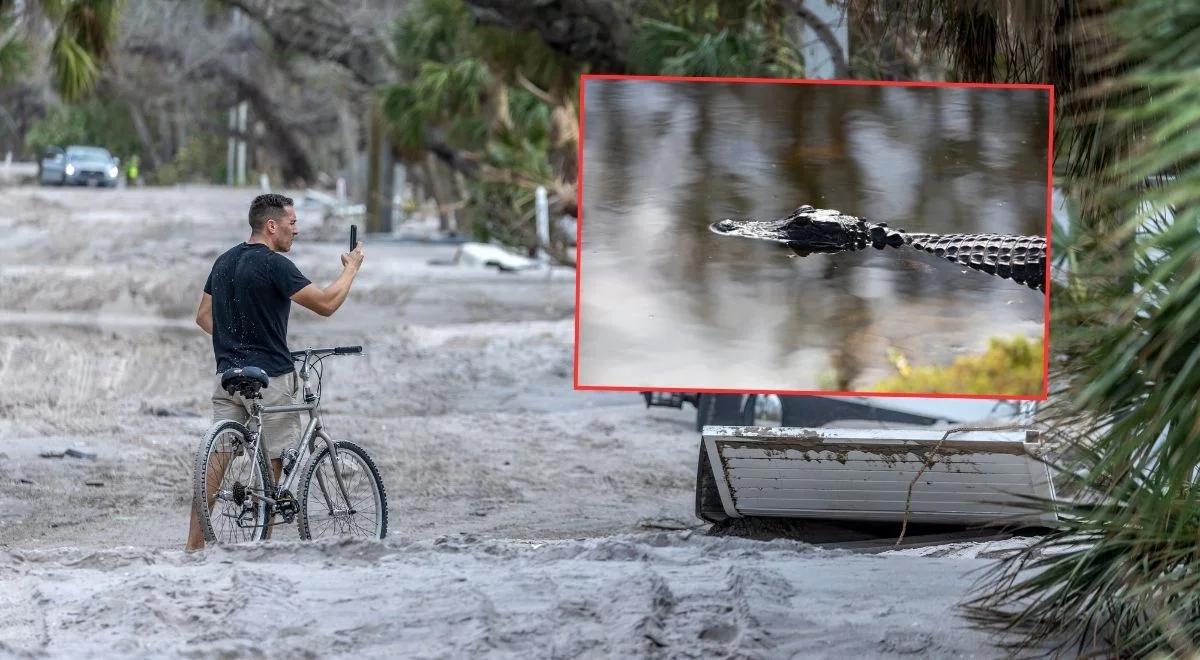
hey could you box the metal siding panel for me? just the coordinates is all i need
[736,507,1056,524]
[731,486,1033,500]
[730,474,1034,487]
[724,459,1032,474]
[702,425,1057,525]
[720,447,1030,464]
[704,434,740,518]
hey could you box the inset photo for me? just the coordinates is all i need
[575,76,1052,398]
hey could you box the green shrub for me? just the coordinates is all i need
[25,101,139,160]
[873,335,1044,396]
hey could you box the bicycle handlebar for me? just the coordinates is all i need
[290,345,362,360]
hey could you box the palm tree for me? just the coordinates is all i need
[383,0,812,248]
[868,1,1200,655]
[0,0,123,101]
[629,1,804,77]
[382,0,578,248]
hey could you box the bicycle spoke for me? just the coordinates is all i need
[312,515,339,536]
[348,489,374,510]
[347,517,367,535]
[301,446,381,539]
[201,428,270,545]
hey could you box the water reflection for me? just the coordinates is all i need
[579,80,1048,393]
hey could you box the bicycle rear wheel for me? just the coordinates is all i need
[297,440,388,540]
[194,420,271,544]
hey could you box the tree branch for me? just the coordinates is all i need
[216,0,391,87]
[785,0,849,78]
[463,0,635,72]
[125,41,317,182]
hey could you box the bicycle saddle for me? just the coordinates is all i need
[220,366,270,399]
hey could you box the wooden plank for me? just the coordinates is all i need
[736,498,1036,514]
[715,448,1036,463]
[729,474,1035,488]
[705,426,1036,443]
[715,444,1036,460]
[736,507,1052,523]
[729,492,1032,506]
[723,460,1032,475]
[730,486,1035,501]
[721,452,1029,467]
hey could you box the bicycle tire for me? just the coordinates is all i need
[194,419,271,544]
[297,440,388,540]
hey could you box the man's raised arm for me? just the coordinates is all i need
[291,243,364,317]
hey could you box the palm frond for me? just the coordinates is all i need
[51,27,100,101]
[630,16,803,78]
[966,0,1200,654]
[44,0,123,101]
[392,0,471,65]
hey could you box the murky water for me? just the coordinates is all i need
[578,80,1048,394]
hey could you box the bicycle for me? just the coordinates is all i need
[192,345,388,544]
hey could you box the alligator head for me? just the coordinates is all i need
[709,205,905,256]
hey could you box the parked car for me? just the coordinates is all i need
[39,145,120,187]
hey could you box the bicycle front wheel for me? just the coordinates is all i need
[297,440,388,540]
[194,419,271,544]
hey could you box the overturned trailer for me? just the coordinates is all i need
[644,393,1056,527]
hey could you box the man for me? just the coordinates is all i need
[187,193,363,551]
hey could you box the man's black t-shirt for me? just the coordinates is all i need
[204,243,312,376]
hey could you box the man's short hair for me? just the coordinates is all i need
[248,193,294,233]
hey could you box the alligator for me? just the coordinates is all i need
[709,205,1046,292]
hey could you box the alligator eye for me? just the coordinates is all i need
[798,205,815,212]
[715,219,737,232]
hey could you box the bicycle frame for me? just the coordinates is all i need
[241,350,353,513]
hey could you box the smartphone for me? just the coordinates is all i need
[350,224,357,252]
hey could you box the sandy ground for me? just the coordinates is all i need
[0,185,1020,657]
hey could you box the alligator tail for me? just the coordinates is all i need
[900,232,1046,292]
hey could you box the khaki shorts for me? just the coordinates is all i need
[212,370,303,459]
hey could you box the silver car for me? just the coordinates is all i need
[40,145,120,187]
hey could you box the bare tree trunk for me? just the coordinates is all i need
[153,99,174,163]
[125,100,162,170]
[173,97,187,156]
[379,142,394,233]
[365,101,383,232]
[424,152,455,233]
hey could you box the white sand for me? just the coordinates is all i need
[0,535,1005,658]
[0,185,1017,657]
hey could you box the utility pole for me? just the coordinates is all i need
[226,8,248,186]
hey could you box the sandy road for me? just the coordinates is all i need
[0,185,703,548]
[0,185,1017,658]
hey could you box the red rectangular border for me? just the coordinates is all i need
[573,74,1054,402]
